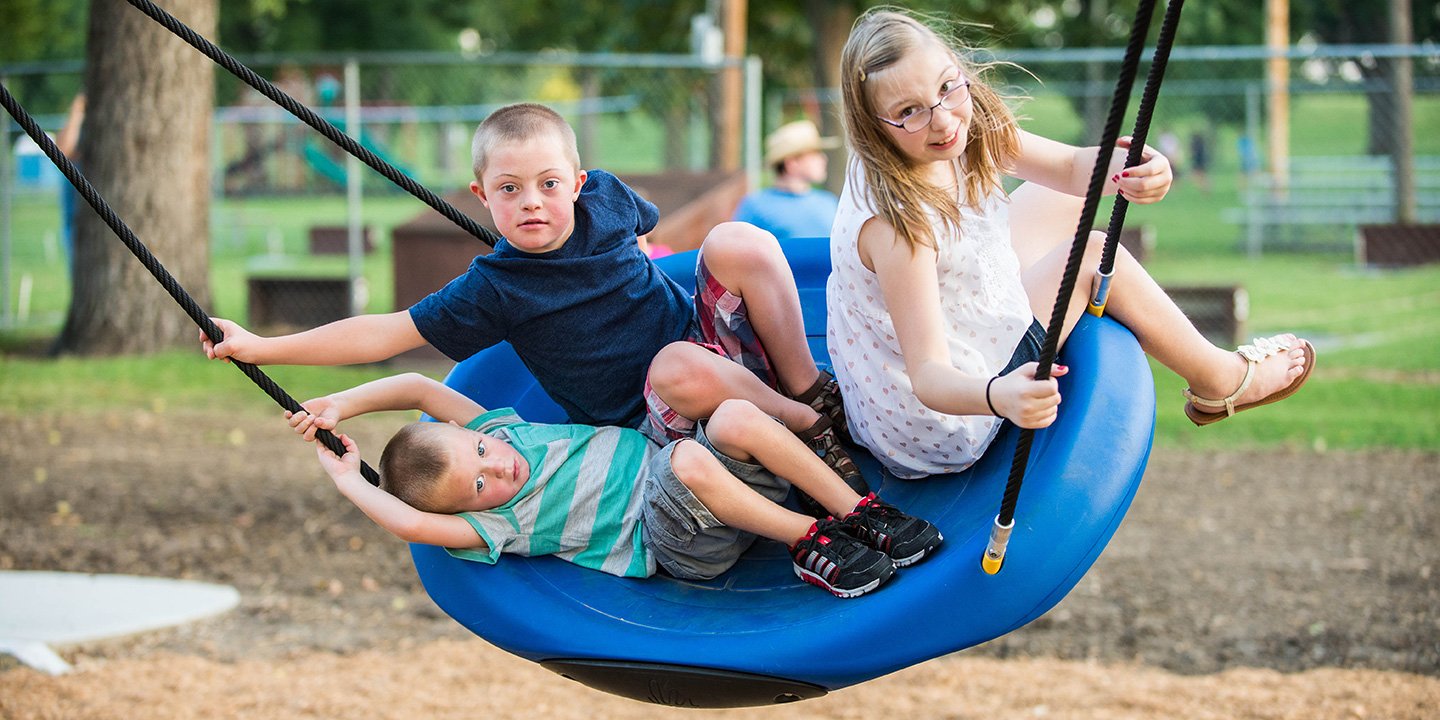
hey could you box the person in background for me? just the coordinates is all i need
[54,93,85,272]
[732,119,841,242]
[1189,131,1211,194]
[1236,133,1259,190]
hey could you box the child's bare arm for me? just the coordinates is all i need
[319,434,486,549]
[201,311,426,366]
[1011,130,1169,204]
[287,373,487,441]
[859,215,1068,426]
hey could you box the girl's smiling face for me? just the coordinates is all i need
[868,40,973,168]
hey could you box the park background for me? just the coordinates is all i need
[2,1,1438,718]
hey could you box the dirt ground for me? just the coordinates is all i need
[1,406,1437,719]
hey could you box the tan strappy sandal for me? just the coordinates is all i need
[1183,336,1316,426]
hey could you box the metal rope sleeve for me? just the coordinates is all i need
[0,82,380,486]
[124,0,501,248]
[997,0,1161,528]
[1100,0,1188,276]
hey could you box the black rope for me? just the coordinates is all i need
[0,82,380,486]
[123,0,501,248]
[1099,0,1187,274]
[997,0,1162,528]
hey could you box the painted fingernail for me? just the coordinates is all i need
[1121,171,1130,177]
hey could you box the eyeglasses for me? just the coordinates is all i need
[876,80,971,134]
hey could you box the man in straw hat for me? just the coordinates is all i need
[733,119,841,242]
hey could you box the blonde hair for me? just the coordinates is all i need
[471,102,581,181]
[840,8,1021,252]
[379,422,453,513]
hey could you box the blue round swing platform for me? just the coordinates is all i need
[411,237,1155,707]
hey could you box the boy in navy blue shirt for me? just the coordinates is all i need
[202,103,864,501]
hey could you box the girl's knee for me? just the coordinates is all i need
[1082,230,1109,269]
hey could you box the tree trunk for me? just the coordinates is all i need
[56,0,216,355]
[806,0,857,194]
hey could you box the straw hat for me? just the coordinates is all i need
[764,120,841,166]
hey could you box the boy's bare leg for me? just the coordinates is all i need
[648,342,821,433]
[669,440,815,544]
[696,222,822,397]
[702,399,864,517]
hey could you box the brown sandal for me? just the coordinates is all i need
[794,369,850,442]
[1183,336,1316,426]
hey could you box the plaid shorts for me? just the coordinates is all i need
[642,251,776,444]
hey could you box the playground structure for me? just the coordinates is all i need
[219,106,411,196]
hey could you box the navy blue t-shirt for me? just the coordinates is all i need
[409,170,694,428]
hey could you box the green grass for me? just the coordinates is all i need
[0,348,400,417]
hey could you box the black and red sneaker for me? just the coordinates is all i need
[790,517,896,599]
[840,494,943,568]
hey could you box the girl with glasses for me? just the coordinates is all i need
[827,8,1315,479]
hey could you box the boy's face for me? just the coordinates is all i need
[471,132,587,254]
[430,425,531,513]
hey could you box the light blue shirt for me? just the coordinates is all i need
[733,187,839,242]
[446,408,657,578]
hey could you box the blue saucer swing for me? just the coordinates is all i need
[413,238,1155,706]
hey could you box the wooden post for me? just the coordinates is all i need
[1265,0,1289,196]
[717,0,747,172]
[1390,0,1416,224]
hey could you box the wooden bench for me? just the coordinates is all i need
[308,225,375,255]
[247,275,352,333]
[1356,224,1440,268]
[1164,285,1247,347]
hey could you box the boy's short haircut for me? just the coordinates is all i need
[471,103,581,181]
[380,422,453,513]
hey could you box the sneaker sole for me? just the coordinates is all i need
[889,533,943,568]
[793,563,895,599]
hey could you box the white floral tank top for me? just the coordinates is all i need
[826,162,1032,479]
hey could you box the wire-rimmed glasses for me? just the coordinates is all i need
[876,80,971,134]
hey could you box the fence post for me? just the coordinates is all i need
[744,56,762,192]
[1265,0,1290,197]
[344,58,366,317]
[1390,1,1416,224]
[1,73,11,328]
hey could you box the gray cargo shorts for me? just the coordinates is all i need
[640,420,791,580]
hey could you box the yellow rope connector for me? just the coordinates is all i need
[980,516,1013,576]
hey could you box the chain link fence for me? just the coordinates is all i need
[4,44,1437,336]
[781,43,1439,260]
[1,51,757,334]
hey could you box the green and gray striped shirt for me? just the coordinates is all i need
[445,408,657,578]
